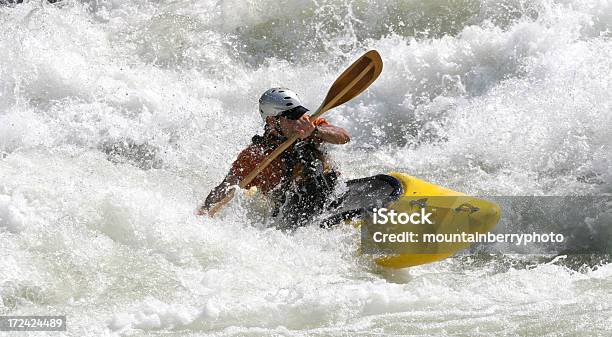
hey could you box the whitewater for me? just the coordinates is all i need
[0,0,611,336]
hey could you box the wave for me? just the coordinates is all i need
[0,1,611,335]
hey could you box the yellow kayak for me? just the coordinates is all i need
[368,172,501,268]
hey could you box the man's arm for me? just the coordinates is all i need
[197,174,239,215]
[313,124,350,144]
[280,115,351,144]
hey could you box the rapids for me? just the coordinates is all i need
[1,0,611,335]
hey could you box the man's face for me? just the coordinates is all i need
[266,115,304,129]
[265,115,315,140]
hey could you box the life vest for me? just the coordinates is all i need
[248,132,338,194]
[229,118,337,195]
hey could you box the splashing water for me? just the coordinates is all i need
[1,0,611,336]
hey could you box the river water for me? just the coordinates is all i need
[1,0,611,336]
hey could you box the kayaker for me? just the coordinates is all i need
[198,88,350,228]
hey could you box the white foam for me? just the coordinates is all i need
[0,0,609,336]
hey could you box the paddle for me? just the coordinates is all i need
[208,50,383,216]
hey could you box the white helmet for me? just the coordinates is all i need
[258,88,306,121]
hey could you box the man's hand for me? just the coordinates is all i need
[195,206,208,216]
[280,115,315,140]
[198,176,238,217]
[279,115,350,144]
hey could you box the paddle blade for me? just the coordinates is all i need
[319,50,383,114]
